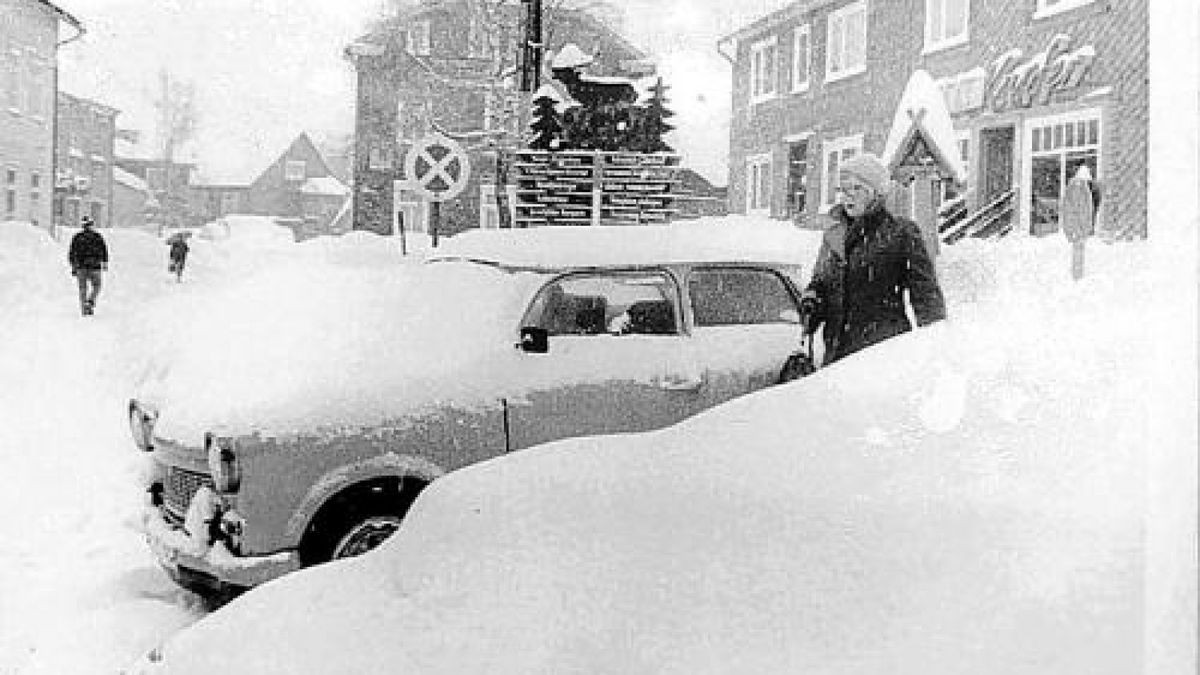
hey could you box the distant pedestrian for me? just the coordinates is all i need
[802,153,946,364]
[168,233,190,282]
[68,215,108,316]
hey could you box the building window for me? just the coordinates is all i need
[749,37,778,104]
[1034,0,1096,19]
[791,24,811,93]
[368,147,393,170]
[407,20,432,57]
[821,134,863,210]
[30,172,39,189]
[826,0,868,83]
[787,139,810,218]
[145,167,165,191]
[746,153,772,215]
[924,0,969,53]
[1028,109,1101,236]
[220,192,239,214]
[285,160,306,182]
[467,17,489,58]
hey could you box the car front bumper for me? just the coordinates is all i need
[142,496,300,594]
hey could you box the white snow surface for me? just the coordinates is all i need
[882,69,967,184]
[0,211,1193,673]
[130,222,1194,674]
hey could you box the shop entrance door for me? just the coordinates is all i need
[980,126,1014,204]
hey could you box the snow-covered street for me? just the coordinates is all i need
[0,214,1195,672]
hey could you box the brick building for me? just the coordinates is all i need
[720,0,1148,240]
[345,0,652,238]
[0,0,82,230]
[54,91,118,228]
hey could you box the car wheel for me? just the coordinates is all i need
[300,477,426,565]
[330,514,404,559]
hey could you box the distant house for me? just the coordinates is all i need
[54,92,119,228]
[191,132,351,240]
[673,168,729,219]
[114,155,196,230]
[0,0,83,231]
[345,0,654,237]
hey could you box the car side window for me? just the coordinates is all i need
[689,267,801,327]
[527,272,679,336]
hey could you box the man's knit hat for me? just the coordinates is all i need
[840,153,891,194]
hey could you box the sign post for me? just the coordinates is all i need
[404,133,471,247]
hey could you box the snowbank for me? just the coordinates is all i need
[141,227,1166,675]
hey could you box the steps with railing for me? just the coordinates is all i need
[940,189,1016,244]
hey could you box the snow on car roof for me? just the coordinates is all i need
[429,218,818,270]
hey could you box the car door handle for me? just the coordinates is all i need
[657,375,703,392]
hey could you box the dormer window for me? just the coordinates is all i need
[407,20,431,57]
[285,160,306,182]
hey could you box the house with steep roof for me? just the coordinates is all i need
[191,132,351,240]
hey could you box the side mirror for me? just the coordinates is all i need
[518,326,549,354]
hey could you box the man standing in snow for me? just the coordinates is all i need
[802,153,945,365]
[168,233,189,282]
[68,215,108,316]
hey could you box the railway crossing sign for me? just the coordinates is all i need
[404,133,471,202]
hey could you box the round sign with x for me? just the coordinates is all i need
[404,133,471,202]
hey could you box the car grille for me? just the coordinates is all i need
[164,466,214,523]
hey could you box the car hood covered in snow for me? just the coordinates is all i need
[141,237,1154,674]
[131,256,545,443]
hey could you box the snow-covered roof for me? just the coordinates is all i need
[882,69,966,183]
[550,43,595,69]
[300,175,349,197]
[429,220,813,270]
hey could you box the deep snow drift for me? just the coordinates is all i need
[0,216,1193,673]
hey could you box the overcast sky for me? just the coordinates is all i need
[54,0,794,186]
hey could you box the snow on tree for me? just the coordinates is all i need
[528,84,565,150]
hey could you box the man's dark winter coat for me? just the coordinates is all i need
[806,202,946,363]
[69,228,109,271]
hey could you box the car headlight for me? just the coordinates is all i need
[128,400,157,452]
[205,433,242,494]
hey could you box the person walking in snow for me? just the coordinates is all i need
[801,153,945,365]
[167,233,190,282]
[68,215,109,316]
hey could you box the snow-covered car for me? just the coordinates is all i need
[126,258,1146,673]
[128,222,817,597]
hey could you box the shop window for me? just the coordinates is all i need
[791,25,811,93]
[285,160,306,182]
[1034,0,1096,19]
[924,0,969,53]
[821,134,862,210]
[749,36,778,104]
[1028,111,1101,236]
[826,0,868,83]
[746,153,772,215]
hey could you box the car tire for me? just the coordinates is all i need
[300,478,425,565]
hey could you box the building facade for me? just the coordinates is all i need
[54,91,118,228]
[720,0,1148,240]
[346,0,653,238]
[0,0,81,230]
